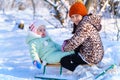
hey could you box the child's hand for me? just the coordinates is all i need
[61,40,68,52]
[33,60,41,69]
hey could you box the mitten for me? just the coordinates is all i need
[33,60,41,69]
[61,40,68,52]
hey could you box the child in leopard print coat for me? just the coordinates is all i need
[60,2,104,71]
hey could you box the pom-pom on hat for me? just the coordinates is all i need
[69,2,88,17]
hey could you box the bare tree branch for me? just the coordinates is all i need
[99,0,109,13]
[60,0,68,13]
[44,0,57,7]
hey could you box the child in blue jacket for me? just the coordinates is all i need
[26,20,74,69]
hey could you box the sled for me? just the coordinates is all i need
[34,64,93,80]
[34,63,68,80]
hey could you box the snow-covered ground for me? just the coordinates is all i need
[0,9,120,80]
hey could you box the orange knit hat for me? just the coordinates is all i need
[69,2,88,17]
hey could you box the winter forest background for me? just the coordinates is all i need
[0,0,120,36]
[0,0,120,80]
[1,0,120,40]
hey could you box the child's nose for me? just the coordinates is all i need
[42,31,45,33]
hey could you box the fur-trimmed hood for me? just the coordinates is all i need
[82,13,102,32]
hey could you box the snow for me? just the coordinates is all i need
[0,8,120,80]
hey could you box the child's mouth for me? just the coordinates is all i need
[42,34,46,37]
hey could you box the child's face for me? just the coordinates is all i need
[36,25,46,38]
[70,14,83,25]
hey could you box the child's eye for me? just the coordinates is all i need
[71,16,74,19]
[43,29,46,31]
[75,14,79,17]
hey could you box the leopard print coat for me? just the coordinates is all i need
[63,14,104,65]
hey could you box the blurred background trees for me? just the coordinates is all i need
[0,0,119,26]
[0,0,120,40]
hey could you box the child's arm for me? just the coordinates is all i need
[62,23,91,52]
[29,40,45,69]
[28,40,40,63]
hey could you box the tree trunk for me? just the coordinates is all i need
[31,0,36,19]
[93,0,97,13]
[75,0,83,3]
[85,0,93,11]
[69,0,74,5]
[11,0,15,8]
[44,0,67,26]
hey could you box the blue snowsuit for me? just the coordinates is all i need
[26,32,74,64]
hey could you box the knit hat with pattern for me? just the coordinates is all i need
[29,20,45,32]
[69,2,88,17]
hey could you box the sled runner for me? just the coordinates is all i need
[35,75,68,80]
[80,64,116,80]
[95,64,115,79]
